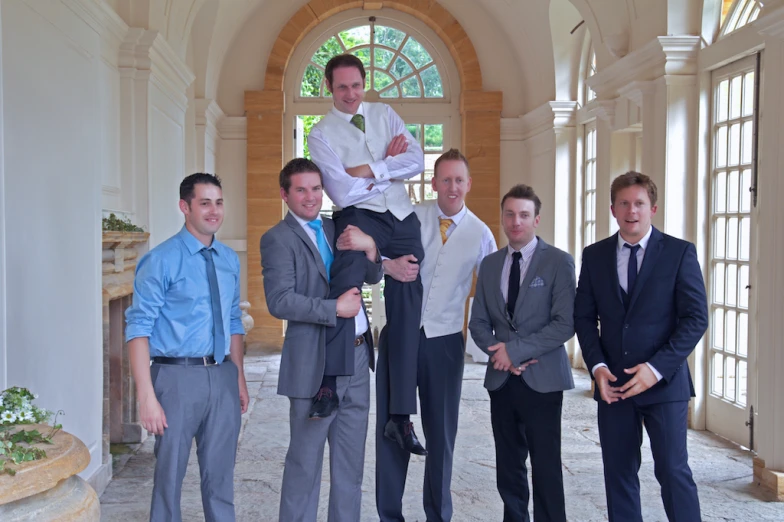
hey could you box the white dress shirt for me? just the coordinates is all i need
[437,203,497,275]
[591,226,662,381]
[307,103,424,209]
[500,237,539,306]
[291,213,368,337]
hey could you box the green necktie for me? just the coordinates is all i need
[350,114,365,133]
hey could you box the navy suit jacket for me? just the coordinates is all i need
[574,227,708,405]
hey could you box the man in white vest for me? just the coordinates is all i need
[308,54,427,455]
[379,149,497,521]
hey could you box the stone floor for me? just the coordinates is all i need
[100,354,784,521]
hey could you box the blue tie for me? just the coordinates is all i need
[200,248,225,364]
[307,220,333,280]
[624,243,641,295]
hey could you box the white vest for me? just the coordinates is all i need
[416,201,486,338]
[313,102,413,219]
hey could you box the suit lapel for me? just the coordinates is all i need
[606,233,624,306]
[489,250,509,318]
[284,212,328,283]
[512,238,547,318]
[627,227,663,313]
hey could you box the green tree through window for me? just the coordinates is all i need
[301,22,445,100]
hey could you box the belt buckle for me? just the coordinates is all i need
[202,356,212,366]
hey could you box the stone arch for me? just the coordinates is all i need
[245,0,501,349]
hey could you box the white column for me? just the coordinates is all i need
[752,6,784,499]
[591,102,615,241]
[194,98,224,173]
[0,0,5,391]
[551,102,578,252]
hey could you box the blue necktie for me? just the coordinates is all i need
[307,220,333,280]
[624,243,641,295]
[200,248,226,364]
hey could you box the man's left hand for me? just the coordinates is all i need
[619,364,658,399]
[337,225,377,259]
[488,342,513,372]
[238,375,249,414]
[345,164,374,178]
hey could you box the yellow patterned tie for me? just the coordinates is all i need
[439,218,453,244]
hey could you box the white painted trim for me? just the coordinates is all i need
[508,101,578,142]
[218,117,247,140]
[0,1,6,390]
[195,98,225,144]
[586,36,700,99]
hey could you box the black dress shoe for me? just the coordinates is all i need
[384,419,428,455]
[308,387,338,419]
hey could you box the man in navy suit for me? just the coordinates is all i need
[574,171,708,522]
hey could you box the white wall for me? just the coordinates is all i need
[0,0,6,391]
[2,0,104,479]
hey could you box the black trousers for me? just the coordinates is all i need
[376,329,465,522]
[489,377,566,522]
[325,206,423,415]
[597,399,700,522]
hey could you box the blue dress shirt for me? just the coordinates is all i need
[125,226,244,357]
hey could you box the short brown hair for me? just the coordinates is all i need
[434,148,470,177]
[501,184,542,216]
[324,54,366,89]
[610,171,658,206]
[280,158,323,192]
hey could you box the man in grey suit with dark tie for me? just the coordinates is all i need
[260,158,383,521]
[469,184,576,522]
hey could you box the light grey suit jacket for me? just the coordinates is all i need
[469,237,576,393]
[260,212,383,399]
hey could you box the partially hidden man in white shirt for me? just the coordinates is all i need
[378,149,496,522]
[307,53,427,455]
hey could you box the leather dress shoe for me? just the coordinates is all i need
[384,419,428,455]
[308,387,338,419]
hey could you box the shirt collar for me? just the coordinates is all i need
[331,102,365,123]
[177,225,218,256]
[290,211,321,231]
[617,225,653,252]
[507,236,538,261]
[436,203,466,225]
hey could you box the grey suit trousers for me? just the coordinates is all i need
[279,342,371,522]
[149,360,241,522]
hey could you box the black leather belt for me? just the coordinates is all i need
[151,356,217,366]
[354,335,365,347]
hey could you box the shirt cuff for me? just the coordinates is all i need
[591,362,608,376]
[646,362,663,382]
[368,160,390,181]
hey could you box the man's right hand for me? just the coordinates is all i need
[386,134,409,157]
[140,393,168,435]
[594,366,622,404]
[336,288,362,318]
[383,255,419,282]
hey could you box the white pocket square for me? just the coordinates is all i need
[529,276,545,288]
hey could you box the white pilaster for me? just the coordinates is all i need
[194,98,225,173]
[588,101,616,241]
[750,6,784,498]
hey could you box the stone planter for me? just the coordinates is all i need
[0,425,100,521]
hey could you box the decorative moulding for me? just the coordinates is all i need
[588,100,616,125]
[218,117,248,140]
[505,101,578,142]
[757,4,784,39]
[119,29,195,113]
[618,80,656,108]
[195,99,226,143]
[586,36,700,99]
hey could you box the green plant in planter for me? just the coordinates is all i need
[103,213,145,233]
[0,387,62,476]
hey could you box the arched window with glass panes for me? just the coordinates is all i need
[720,0,761,37]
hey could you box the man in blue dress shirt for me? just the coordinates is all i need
[125,173,248,522]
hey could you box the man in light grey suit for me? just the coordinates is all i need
[260,158,383,522]
[469,184,576,522]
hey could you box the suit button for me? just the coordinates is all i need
[625,351,628,355]
[624,324,629,329]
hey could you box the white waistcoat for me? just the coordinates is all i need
[416,201,486,338]
[313,102,413,219]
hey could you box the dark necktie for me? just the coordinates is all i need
[200,248,226,364]
[350,114,365,133]
[507,251,523,318]
[624,243,641,295]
